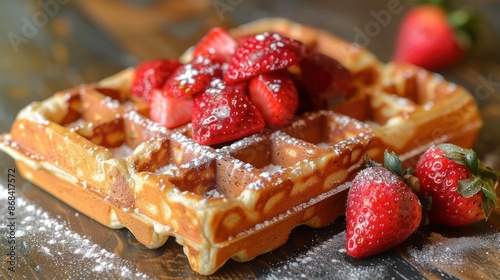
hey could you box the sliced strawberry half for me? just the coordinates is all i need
[163,55,225,99]
[248,70,299,129]
[192,27,238,62]
[299,50,354,110]
[192,79,265,145]
[149,89,193,129]
[224,32,305,83]
[131,59,182,102]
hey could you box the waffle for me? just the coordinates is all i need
[0,18,482,275]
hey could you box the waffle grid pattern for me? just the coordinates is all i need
[0,18,482,275]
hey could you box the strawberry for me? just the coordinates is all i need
[163,55,225,99]
[224,32,305,83]
[191,79,265,145]
[346,151,422,259]
[149,89,193,129]
[392,4,476,70]
[287,71,315,114]
[131,59,182,102]
[192,27,238,62]
[248,70,299,129]
[414,144,499,227]
[299,50,354,110]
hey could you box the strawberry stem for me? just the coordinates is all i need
[404,173,420,193]
[365,156,381,168]
[384,150,403,177]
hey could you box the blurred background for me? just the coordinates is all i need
[1,1,500,278]
[1,0,499,159]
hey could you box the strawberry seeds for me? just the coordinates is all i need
[131,27,353,145]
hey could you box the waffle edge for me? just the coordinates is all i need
[0,18,482,275]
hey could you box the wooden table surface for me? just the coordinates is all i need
[1,1,500,279]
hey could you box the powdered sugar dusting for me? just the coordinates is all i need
[265,226,499,279]
[352,166,402,188]
[102,96,120,109]
[154,163,176,174]
[264,231,391,279]
[65,118,86,128]
[108,143,135,158]
[203,188,225,199]
[261,163,282,174]
[237,182,351,238]
[124,111,169,135]
[408,232,500,275]
[205,78,226,95]
[316,142,331,149]
[0,182,151,279]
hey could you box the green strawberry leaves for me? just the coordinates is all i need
[464,148,479,175]
[366,150,421,193]
[448,6,477,49]
[437,143,466,161]
[437,143,500,220]
[383,150,423,194]
[384,150,403,177]
[364,144,499,223]
[482,186,498,218]
[458,176,481,198]
[414,0,477,49]
[365,150,404,177]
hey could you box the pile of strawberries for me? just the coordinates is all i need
[346,144,499,259]
[130,27,352,145]
[129,26,498,261]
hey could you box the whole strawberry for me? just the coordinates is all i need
[392,3,476,70]
[414,144,499,227]
[346,151,422,259]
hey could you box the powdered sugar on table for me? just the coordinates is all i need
[0,182,152,279]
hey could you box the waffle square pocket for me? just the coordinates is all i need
[0,18,482,275]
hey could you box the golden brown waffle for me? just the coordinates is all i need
[0,18,482,275]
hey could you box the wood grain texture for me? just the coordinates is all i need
[0,0,499,279]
